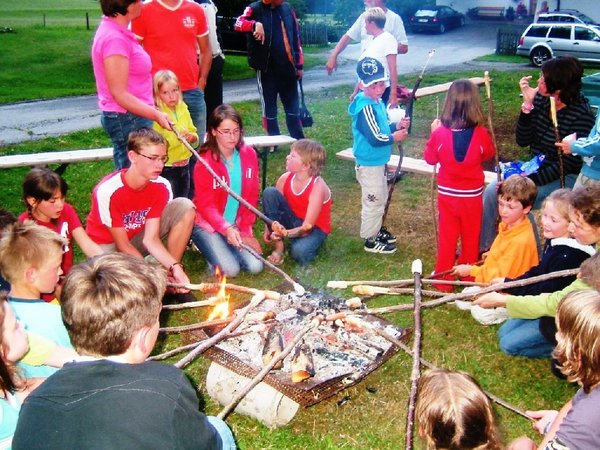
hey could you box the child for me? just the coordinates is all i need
[478,189,595,356]
[13,253,235,449]
[262,139,332,265]
[348,56,409,254]
[20,167,103,301]
[416,369,503,450]
[507,289,600,450]
[0,209,17,292]
[424,79,495,291]
[453,174,539,283]
[153,69,199,199]
[0,221,73,378]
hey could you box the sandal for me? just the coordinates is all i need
[267,250,285,266]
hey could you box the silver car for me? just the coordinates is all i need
[517,23,600,66]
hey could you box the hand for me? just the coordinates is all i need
[296,69,303,80]
[399,117,411,130]
[170,264,190,291]
[507,436,537,450]
[452,264,472,278]
[527,410,559,435]
[198,77,207,91]
[388,93,399,108]
[349,91,357,102]
[263,226,272,243]
[225,226,242,248]
[430,118,441,133]
[472,292,508,308]
[155,111,172,130]
[242,235,263,254]
[183,131,197,144]
[392,128,408,142]
[519,75,539,104]
[325,56,337,75]
[253,22,265,44]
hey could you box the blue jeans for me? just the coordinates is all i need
[498,318,554,358]
[161,165,190,199]
[182,88,206,200]
[206,416,236,450]
[101,111,153,170]
[191,225,263,277]
[479,174,577,252]
[262,187,327,264]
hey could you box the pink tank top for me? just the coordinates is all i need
[283,174,331,234]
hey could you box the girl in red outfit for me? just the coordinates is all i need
[424,79,495,291]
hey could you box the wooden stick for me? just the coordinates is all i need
[162,298,220,311]
[160,317,232,334]
[549,96,565,188]
[382,141,404,226]
[217,316,322,420]
[174,291,266,369]
[239,242,306,295]
[405,260,423,449]
[167,281,280,300]
[329,275,487,290]
[484,71,502,183]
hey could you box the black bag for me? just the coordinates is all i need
[298,79,313,128]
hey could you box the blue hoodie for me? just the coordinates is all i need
[571,109,600,181]
[348,91,397,166]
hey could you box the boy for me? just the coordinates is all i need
[85,128,195,291]
[453,174,539,282]
[13,253,234,449]
[348,57,409,254]
[0,221,74,377]
[262,139,332,265]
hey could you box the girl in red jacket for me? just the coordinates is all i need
[424,79,495,291]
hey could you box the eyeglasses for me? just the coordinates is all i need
[215,128,241,137]
[136,152,168,164]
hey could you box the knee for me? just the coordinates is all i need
[498,335,521,356]
[219,262,241,278]
[290,246,316,265]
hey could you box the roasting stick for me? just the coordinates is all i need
[217,315,323,420]
[549,96,565,188]
[353,285,448,298]
[173,292,266,368]
[160,317,232,334]
[329,276,487,290]
[239,242,306,295]
[405,260,423,449]
[163,283,280,311]
[484,71,502,183]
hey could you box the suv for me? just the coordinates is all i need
[537,10,599,26]
[517,22,600,66]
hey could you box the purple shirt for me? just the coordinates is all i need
[91,16,153,113]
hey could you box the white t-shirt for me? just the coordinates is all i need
[347,8,408,52]
[359,31,397,87]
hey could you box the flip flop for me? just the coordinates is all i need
[267,250,285,266]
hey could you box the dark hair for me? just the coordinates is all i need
[127,128,168,154]
[571,183,600,228]
[0,294,18,396]
[0,210,17,234]
[99,0,139,17]
[200,104,244,161]
[541,56,584,105]
[440,79,485,129]
[22,168,68,214]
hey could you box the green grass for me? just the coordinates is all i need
[0,70,578,448]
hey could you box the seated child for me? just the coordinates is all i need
[348,57,409,254]
[20,167,103,301]
[153,69,199,199]
[417,368,503,450]
[262,139,332,265]
[507,289,600,450]
[453,174,539,283]
[13,253,235,449]
[0,221,73,378]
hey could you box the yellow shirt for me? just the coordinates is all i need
[153,101,198,165]
[22,332,55,366]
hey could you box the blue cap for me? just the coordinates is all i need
[356,57,387,87]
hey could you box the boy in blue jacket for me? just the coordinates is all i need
[348,57,409,253]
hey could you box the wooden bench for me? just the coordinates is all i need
[0,134,296,190]
[336,148,497,185]
[473,6,505,19]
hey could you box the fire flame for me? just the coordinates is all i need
[207,267,230,321]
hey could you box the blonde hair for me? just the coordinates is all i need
[417,369,503,450]
[292,139,326,177]
[0,221,65,285]
[554,289,600,392]
[498,174,537,209]
[365,7,386,28]
[440,79,485,129]
[579,252,600,290]
[153,69,181,110]
[60,253,166,357]
[543,188,572,222]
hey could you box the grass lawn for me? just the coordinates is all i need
[0,69,578,448]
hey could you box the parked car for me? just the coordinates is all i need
[217,16,246,53]
[537,9,599,26]
[517,22,600,66]
[408,6,465,34]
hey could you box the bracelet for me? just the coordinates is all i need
[521,102,534,113]
[169,262,184,275]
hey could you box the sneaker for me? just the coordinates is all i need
[470,305,509,325]
[376,226,397,244]
[386,171,404,185]
[364,237,397,254]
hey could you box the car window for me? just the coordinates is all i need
[527,26,550,37]
[574,26,599,41]
[415,9,437,17]
[548,26,572,39]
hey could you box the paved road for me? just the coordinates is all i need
[0,21,526,146]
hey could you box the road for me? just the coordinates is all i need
[0,21,523,146]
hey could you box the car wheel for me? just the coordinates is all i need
[439,24,446,33]
[529,47,551,67]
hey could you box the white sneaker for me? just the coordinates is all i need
[454,300,473,311]
[471,305,509,325]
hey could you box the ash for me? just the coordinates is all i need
[216,290,405,385]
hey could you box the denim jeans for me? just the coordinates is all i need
[182,88,206,200]
[101,111,153,170]
[497,318,554,358]
[206,416,236,450]
[479,174,577,252]
[161,165,190,199]
[191,225,263,277]
[262,187,328,264]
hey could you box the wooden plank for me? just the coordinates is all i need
[336,148,497,184]
[245,134,296,148]
[414,77,485,99]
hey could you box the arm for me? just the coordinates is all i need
[236,146,260,237]
[538,399,573,449]
[326,34,352,75]
[103,55,171,130]
[505,279,587,319]
[357,105,407,146]
[142,217,190,284]
[109,226,144,258]
[196,33,212,91]
[71,227,103,258]
[423,125,441,165]
[398,43,408,54]
[570,121,600,157]
[193,156,231,235]
[291,8,304,75]
[289,178,330,238]
[22,332,77,368]
[386,53,398,107]
[234,5,257,33]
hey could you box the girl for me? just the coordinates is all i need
[417,369,503,450]
[20,168,102,300]
[153,70,199,199]
[508,289,600,450]
[423,79,495,291]
[191,104,263,277]
[472,189,595,355]
[262,139,332,265]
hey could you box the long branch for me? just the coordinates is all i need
[405,261,422,450]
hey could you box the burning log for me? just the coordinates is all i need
[217,315,323,420]
[174,292,267,369]
[406,260,423,450]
